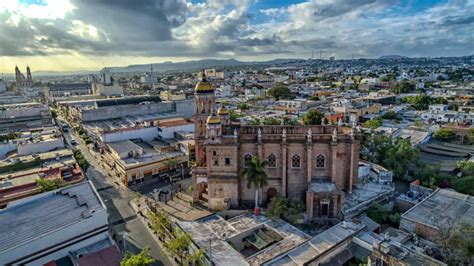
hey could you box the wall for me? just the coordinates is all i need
[0,141,17,159]
[103,127,159,143]
[81,102,174,122]
[158,124,194,139]
[17,138,64,155]
[174,99,195,117]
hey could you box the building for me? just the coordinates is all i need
[0,181,111,265]
[192,74,361,222]
[44,83,91,102]
[0,148,85,207]
[0,102,53,134]
[400,188,474,241]
[104,139,188,186]
[15,65,34,88]
[0,79,6,93]
[91,68,123,96]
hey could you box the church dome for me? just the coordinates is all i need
[195,73,214,94]
[207,112,221,125]
[217,105,229,116]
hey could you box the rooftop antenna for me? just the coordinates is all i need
[150,64,153,74]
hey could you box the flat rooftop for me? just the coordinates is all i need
[264,221,365,265]
[0,181,105,254]
[401,188,474,229]
[178,214,310,266]
[343,182,395,216]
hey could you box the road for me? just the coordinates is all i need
[59,119,172,265]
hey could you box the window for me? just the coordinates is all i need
[225,158,231,165]
[213,151,217,156]
[214,159,219,166]
[291,154,301,169]
[316,154,325,169]
[244,154,252,168]
[267,154,276,168]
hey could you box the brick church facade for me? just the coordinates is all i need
[192,75,361,221]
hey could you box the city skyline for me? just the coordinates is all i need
[1,0,473,73]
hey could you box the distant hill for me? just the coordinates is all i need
[379,55,408,59]
[106,58,299,73]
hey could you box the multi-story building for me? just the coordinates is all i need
[192,74,361,222]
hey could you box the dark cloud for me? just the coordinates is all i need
[69,0,188,42]
[442,15,474,26]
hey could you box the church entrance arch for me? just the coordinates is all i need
[267,187,277,202]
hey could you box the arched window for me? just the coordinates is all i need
[244,153,252,168]
[291,154,301,169]
[267,154,276,168]
[316,154,325,169]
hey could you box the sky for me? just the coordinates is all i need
[0,0,473,73]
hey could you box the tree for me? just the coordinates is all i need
[456,160,474,176]
[363,117,382,129]
[267,86,294,101]
[163,231,193,264]
[148,210,172,241]
[282,117,300,126]
[303,109,325,125]
[36,178,64,192]
[309,95,320,101]
[381,111,399,120]
[121,247,155,266]
[452,176,474,196]
[436,222,474,265]
[267,195,304,225]
[392,81,415,94]
[263,117,281,125]
[242,155,268,212]
[433,127,456,142]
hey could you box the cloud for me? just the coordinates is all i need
[0,0,473,63]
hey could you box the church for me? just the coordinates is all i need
[15,65,34,88]
[192,74,361,221]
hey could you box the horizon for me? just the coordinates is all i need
[1,0,473,73]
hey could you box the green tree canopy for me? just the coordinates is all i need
[433,127,456,142]
[121,247,155,266]
[242,156,268,209]
[36,178,64,192]
[267,86,294,101]
[303,109,325,125]
[363,117,382,129]
[456,160,474,176]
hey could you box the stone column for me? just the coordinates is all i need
[349,141,355,193]
[306,192,313,220]
[281,144,287,197]
[306,144,313,183]
[332,195,338,217]
[331,143,338,183]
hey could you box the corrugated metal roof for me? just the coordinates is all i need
[0,181,105,253]
[95,96,161,107]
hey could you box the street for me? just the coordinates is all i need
[60,120,172,265]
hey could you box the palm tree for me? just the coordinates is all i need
[242,155,268,214]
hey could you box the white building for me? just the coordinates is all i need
[0,181,111,265]
[0,79,6,93]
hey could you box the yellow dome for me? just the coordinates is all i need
[195,73,214,93]
[207,113,221,124]
[217,106,229,116]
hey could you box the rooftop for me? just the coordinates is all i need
[401,188,474,230]
[264,221,365,265]
[178,214,310,266]
[0,181,105,254]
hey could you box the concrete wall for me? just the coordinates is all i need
[81,102,174,122]
[0,141,17,159]
[17,138,64,155]
[0,105,48,119]
[158,124,194,139]
[103,127,159,143]
[174,99,195,117]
